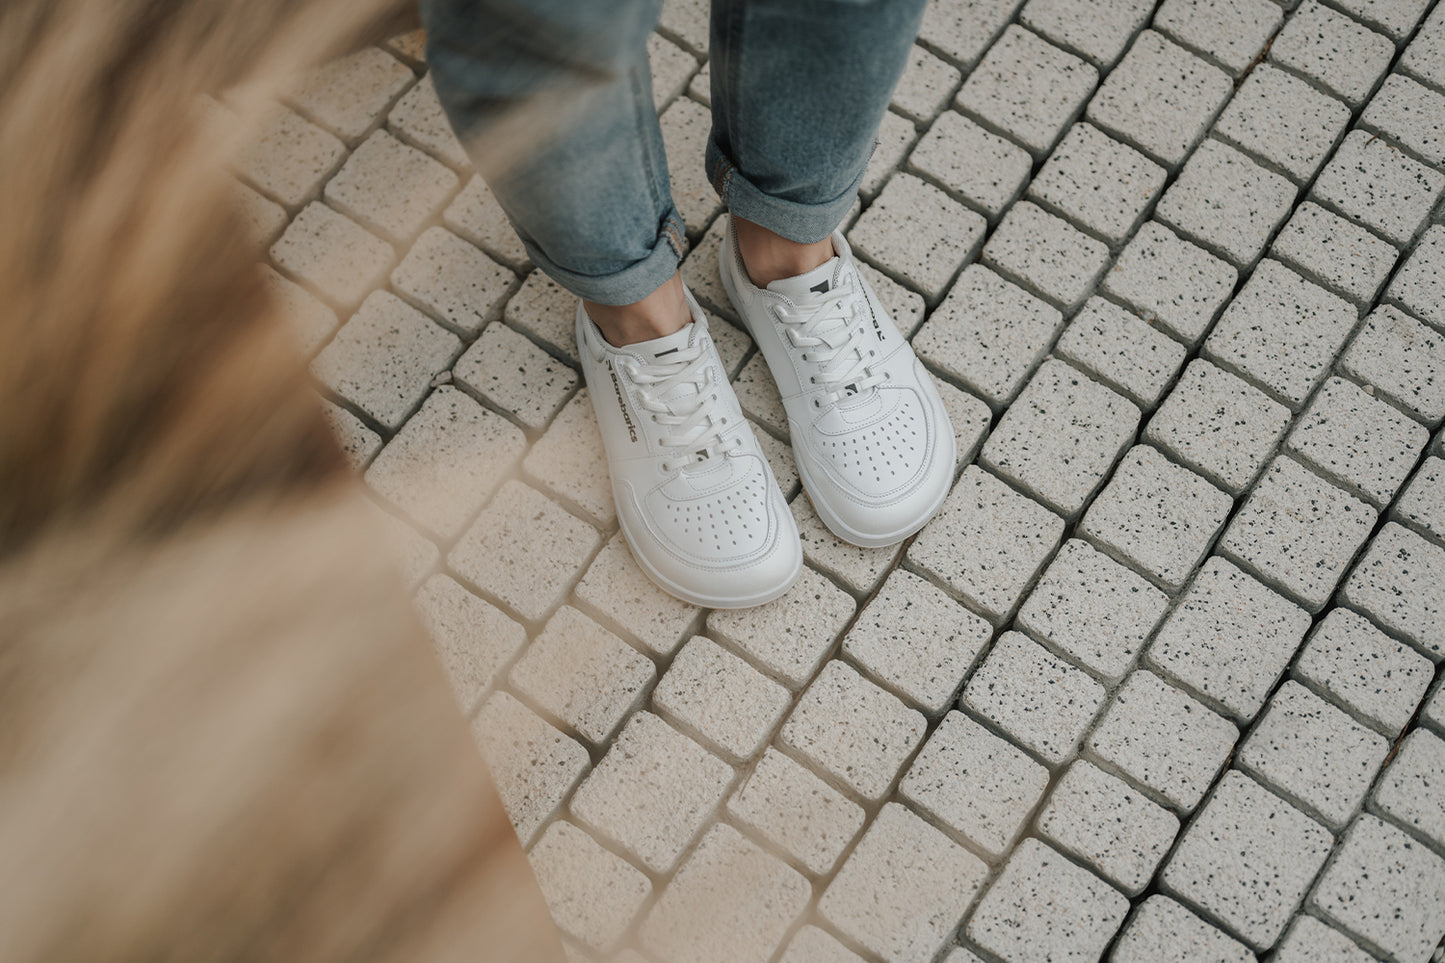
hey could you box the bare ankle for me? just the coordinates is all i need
[732,215,835,288]
[584,272,690,347]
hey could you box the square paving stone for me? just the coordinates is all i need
[453,323,577,431]
[237,106,347,208]
[961,631,1107,765]
[791,497,901,596]
[847,173,985,301]
[471,691,590,847]
[322,401,379,470]
[1270,201,1399,307]
[1342,522,1445,659]
[1054,296,1187,408]
[955,25,1099,158]
[1372,728,1445,851]
[652,635,789,763]
[777,928,868,963]
[726,747,865,877]
[706,565,857,688]
[1154,139,1298,268]
[323,128,458,244]
[1087,669,1238,811]
[1237,681,1390,829]
[1086,30,1232,166]
[1147,556,1312,721]
[912,265,1064,410]
[570,711,733,874]
[780,660,927,802]
[1153,0,1282,75]
[1027,122,1167,243]
[1332,0,1432,38]
[391,225,514,337]
[272,202,395,309]
[1293,607,1435,735]
[907,110,1032,219]
[639,823,811,963]
[898,710,1050,857]
[842,568,994,716]
[501,267,577,362]
[1270,0,1395,107]
[1080,445,1234,591]
[908,465,1065,623]
[1214,64,1351,184]
[919,0,1024,68]
[1286,376,1429,507]
[980,358,1140,518]
[265,265,338,356]
[414,574,524,716]
[1387,224,1445,330]
[819,803,989,963]
[1341,304,1445,427]
[1217,456,1378,612]
[980,201,1111,312]
[523,390,615,527]
[1017,538,1170,683]
[1037,760,1180,894]
[1310,813,1445,962]
[444,174,530,272]
[1402,1,1445,88]
[892,44,961,123]
[1101,221,1238,346]
[859,110,918,200]
[1202,258,1357,409]
[1271,915,1376,963]
[659,98,721,235]
[287,47,414,143]
[1110,895,1254,963]
[529,820,651,953]
[387,73,469,169]
[1360,73,1445,167]
[966,838,1129,963]
[1019,0,1155,67]
[1161,770,1334,949]
[1395,455,1445,540]
[1144,359,1292,495]
[1312,128,1445,246]
[364,385,526,538]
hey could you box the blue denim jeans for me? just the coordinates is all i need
[421,0,928,305]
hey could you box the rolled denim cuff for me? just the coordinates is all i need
[706,138,869,245]
[516,208,687,305]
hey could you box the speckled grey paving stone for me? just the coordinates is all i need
[1055,297,1187,408]
[1038,760,1180,894]
[647,33,697,109]
[386,73,468,170]
[899,710,1049,857]
[962,630,1108,765]
[1312,129,1445,247]
[908,110,1033,219]
[1343,522,1445,660]
[1218,456,1378,612]
[1270,0,1395,108]
[1294,608,1434,735]
[510,606,654,746]
[264,265,338,356]
[842,568,993,716]
[448,480,601,623]
[1145,359,1292,495]
[936,380,994,470]
[1018,0,1155,67]
[860,110,918,200]
[287,47,414,143]
[454,323,577,431]
[1214,64,1351,184]
[521,387,613,526]
[1154,139,1299,268]
[1101,221,1238,346]
[1333,0,1432,39]
[1154,0,1283,75]
[1149,556,1312,721]
[732,353,787,438]
[848,173,985,300]
[726,747,865,877]
[653,635,789,763]
[791,498,901,596]
[529,820,651,954]
[820,803,989,963]
[1424,676,1445,734]
[1087,669,1238,811]
[1270,201,1399,306]
[1238,680,1390,829]
[918,0,1024,69]
[1387,225,1445,331]
[391,225,513,337]
[1017,538,1170,682]
[414,573,524,716]
[570,711,732,874]
[780,660,926,802]
[1027,122,1167,243]
[238,107,347,208]
[1310,813,1445,962]
[1270,915,1375,963]
[321,400,379,469]
[892,44,960,123]
[1396,455,1445,541]
[776,927,867,963]
[1373,727,1445,851]
[1081,445,1233,591]
[908,465,1065,623]
[1401,1,1445,90]
[443,174,530,273]
[310,290,460,430]
[323,129,458,244]
[1202,259,1357,409]
[271,202,395,309]
[471,691,590,847]
[1342,305,1445,426]
[1361,73,1445,167]
[1109,895,1255,963]
[364,384,525,538]
[955,25,1098,158]
[706,566,856,688]
[640,823,811,963]
[912,265,1065,409]
[1287,376,1429,507]
[981,359,1140,518]
[967,838,1130,963]
[981,201,1112,312]
[1086,30,1233,166]
[1162,770,1333,949]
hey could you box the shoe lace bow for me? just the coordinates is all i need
[775,275,886,405]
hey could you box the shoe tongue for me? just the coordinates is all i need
[631,322,696,363]
[767,257,842,303]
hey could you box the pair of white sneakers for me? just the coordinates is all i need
[577,218,955,608]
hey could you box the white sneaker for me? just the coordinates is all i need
[718,217,955,548]
[576,288,802,608]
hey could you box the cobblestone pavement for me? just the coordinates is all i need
[238,0,1445,959]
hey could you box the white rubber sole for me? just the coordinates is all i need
[616,519,803,609]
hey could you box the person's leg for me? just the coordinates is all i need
[421,0,688,343]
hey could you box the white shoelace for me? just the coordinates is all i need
[775,275,887,405]
[623,343,740,472]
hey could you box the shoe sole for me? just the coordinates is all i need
[616,518,803,609]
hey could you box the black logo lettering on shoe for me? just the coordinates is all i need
[810,279,831,294]
[609,366,638,442]
[866,296,883,341]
